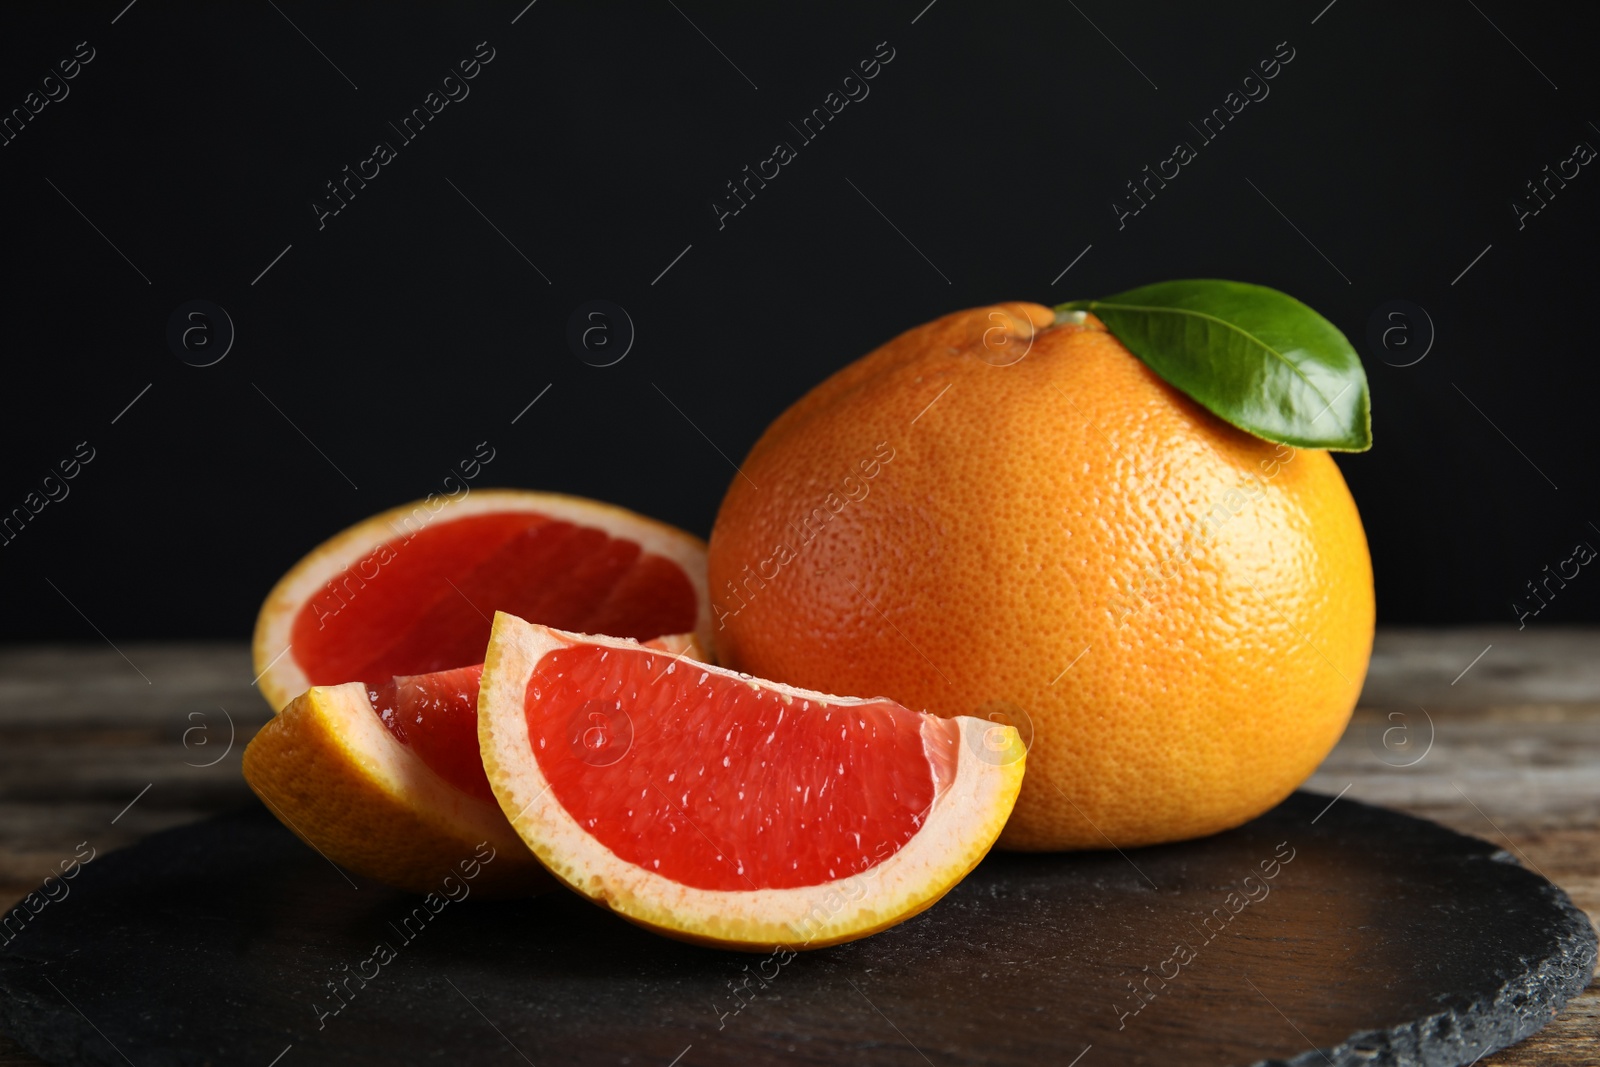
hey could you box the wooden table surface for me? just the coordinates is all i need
[1,628,1595,1066]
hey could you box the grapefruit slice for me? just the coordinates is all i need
[252,490,713,712]
[244,489,710,896]
[478,613,1026,949]
[243,633,705,896]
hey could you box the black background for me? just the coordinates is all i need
[2,0,1596,640]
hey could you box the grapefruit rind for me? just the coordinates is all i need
[242,680,552,897]
[477,612,1026,951]
[252,490,713,711]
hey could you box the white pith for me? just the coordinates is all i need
[252,490,712,711]
[477,613,1024,950]
[294,680,529,859]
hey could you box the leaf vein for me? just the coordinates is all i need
[1086,300,1336,409]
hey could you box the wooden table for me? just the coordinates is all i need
[1,629,1595,1066]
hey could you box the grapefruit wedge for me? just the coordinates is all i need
[252,489,714,711]
[478,613,1027,949]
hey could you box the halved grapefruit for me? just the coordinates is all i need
[478,613,1027,949]
[243,633,705,896]
[243,490,712,896]
[252,489,714,712]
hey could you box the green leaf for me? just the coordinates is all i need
[1055,279,1371,451]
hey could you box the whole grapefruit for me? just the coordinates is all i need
[707,302,1374,849]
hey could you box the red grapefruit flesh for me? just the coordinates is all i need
[479,614,1027,949]
[369,664,492,802]
[366,634,705,807]
[253,490,714,712]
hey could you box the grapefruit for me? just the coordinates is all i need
[244,489,713,895]
[243,633,704,896]
[253,489,714,712]
[477,612,1026,950]
[707,303,1374,851]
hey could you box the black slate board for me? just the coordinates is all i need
[0,791,1593,1067]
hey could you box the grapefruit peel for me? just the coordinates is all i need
[243,678,554,897]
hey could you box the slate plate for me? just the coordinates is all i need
[0,791,1592,1067]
